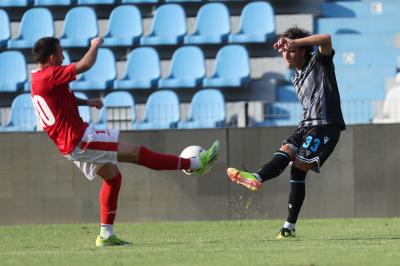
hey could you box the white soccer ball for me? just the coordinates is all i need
[180,145,205,175]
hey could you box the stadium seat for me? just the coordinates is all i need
[184,3,230,45]
[74,92,91,123]
[333,50,398,68]
[341,100,373,124]
[373,86,400,123]
[178,89,226,129]
[276,85,297,102]
[60,7,98,47]
[95,91,135,130]
[165,0,201,2]
[134,90,180,130]
[140,4,186,46]
[77,0,115,4]
[229,1,275,43]
[103,5,142,47]
[0,0,31,7]
[0,51,27,92]
[34,0,72,5]
[1,94,36,132]
[255,102,302,127]
[121,0,158,3]
[331,34,398,50]
[70,48,116,91]
[203,45,250,87]
[158,46,205,88]
[322,1,400,18]
[114,47,160,89]
[8,8,54,49]
[0,9,10,48]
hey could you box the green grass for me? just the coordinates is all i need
[1,218,400,266]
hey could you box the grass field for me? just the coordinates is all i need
[1,218,399,266]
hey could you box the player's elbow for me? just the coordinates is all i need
[321,34,332,44]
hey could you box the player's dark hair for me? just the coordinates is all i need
[282,26,313,61]
[32,37,60,64]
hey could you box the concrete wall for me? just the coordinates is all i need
[1,124,400,225]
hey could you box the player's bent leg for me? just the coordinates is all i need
[96,164,131,247]
[226,168,262,191]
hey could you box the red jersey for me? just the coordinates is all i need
[31,64,88,155]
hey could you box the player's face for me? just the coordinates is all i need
[51,44,64,66]
[282,47,305,70]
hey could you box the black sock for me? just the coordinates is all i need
[256,151,291,182]
[287,167,306,224]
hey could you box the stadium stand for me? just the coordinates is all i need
[8,8,54,49]
[0,93,36,132]
[60,7,98,47]
[276,85,297,102]
[77,0,116,4]
[184,3,230,45]
[140,4,187,46]
[114,47,160,89]
[34,0,72,6]
[102,5,142,47]
[322,1,400,18]
[158,46,205,89]
[203,45,250,87]
[0,9,10,48]
[373,86,400,124]
[122,0,159,3]
[178,89,226,129]
[95,91,135,130]
[70,48,116,90]
[0,0,31,7]
[228,1,275,44]
[74,92,91,123]
[134,90,180,130]
[0,51,27,92]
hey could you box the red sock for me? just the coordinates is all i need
[138,146,190,170]
[99,173,122,225]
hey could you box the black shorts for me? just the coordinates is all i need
[283,125,341,172]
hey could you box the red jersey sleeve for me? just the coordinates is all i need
[52,63,76,86]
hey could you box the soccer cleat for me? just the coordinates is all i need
[226,168,262,191]
[192,140,220,175]
[276,228,296,239]
[95,235,132,247]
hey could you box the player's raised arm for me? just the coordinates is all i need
[281,34,332,56]
[75,97,103,109]
[75,37,103,74]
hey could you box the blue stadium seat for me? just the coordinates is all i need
[114,47,160,89]
[158,46,205,88]
[322,1,400,18]
[178,89,226,129]
[0,51,27,92]
[0,0,31,7]
[95,91,135,130]
[70,48,116,91]
[134,90,180,130]
[103,5,142,47]
[165,0,201,2]
[0,10,10,48]
[341,100,374,124]
[8,8,54,49]
[74,92,91,123]
[77,0,115,4]
[1,94,36,132]
[60,7,98,47]
[332,34,398,50]
[122,0,158,3]
[333,49,398,68]
[34,0,72,5]
[140,4,186,46]
[184,3,230,44]
[229,1,275,43]
[203,45,250,87]
[255,102,302,127]
[276,85,297,102]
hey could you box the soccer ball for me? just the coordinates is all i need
[180,145,205,175]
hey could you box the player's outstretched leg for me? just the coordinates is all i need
[276,228,296,239]
[226,168,262,191]
[192,140,220,175]
[96,235,132,247]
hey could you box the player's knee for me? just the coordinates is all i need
[292,159,315,172]
[97,163,120,180]
[280,145,296,161]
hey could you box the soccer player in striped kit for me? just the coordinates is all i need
[227,27,345,239]
[31,37,219,246]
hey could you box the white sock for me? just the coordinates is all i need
[100,224,113,239]
[283,221,295,230]
[190,157,201,170]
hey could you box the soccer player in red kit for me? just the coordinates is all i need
[30,37,220,247]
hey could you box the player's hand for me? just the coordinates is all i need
[90,37,103,47]
[273,37,295,53]
[87,98,103,109]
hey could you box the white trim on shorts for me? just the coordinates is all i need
[64,126,120,180]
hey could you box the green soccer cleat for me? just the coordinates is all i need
[226,168,262,191]
[192,140,220,175]
[276,228,296,239]
[95,235,132,247]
